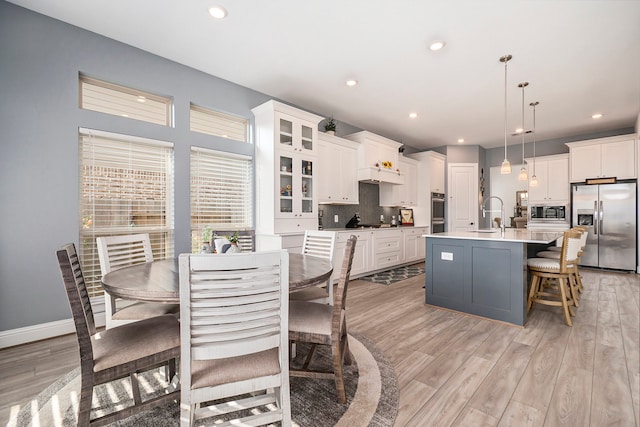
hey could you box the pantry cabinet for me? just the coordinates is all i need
[525,154,570,204]
[317,133,359,204]
[252,100,323,235]
[566,135,637,182]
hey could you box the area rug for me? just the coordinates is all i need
[360,263,425,286]
[12,333,397,427]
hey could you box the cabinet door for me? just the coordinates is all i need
[275,112,316,154]
[404,161,417,205]
[316,140,336,203]
[570,144,601,182]
[430,155,445,193]
[601,139,636,179]
[340,145,359,203]
[276,153,315,219]
[546,157,570,202]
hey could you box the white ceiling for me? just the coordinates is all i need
[8,0,640,150]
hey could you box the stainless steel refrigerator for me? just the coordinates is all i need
[572,180,637,270]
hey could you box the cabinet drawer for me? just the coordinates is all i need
[374,236,402,253]
[375,251,402,269]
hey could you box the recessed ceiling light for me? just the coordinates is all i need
[592,113,603,119]
[346,79,358,87]
[429,41,445,51]
[409,112,418,119]
[458,138,464,143]
[209,6,228,19]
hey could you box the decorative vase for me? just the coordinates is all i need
[227,243,241,253]
[201,243,213,254]
[325,130,335,135]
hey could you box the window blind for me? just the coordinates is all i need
[79,129,175,297]
[190,104,249,142]
[80,75,172,126]
[190,147,253,253]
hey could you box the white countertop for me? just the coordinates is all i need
[423,228,562,244]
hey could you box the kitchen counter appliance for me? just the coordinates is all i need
[571,179,636,271]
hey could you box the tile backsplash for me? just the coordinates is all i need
[320,182,400,228]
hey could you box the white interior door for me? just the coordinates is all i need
[448,163,479,231]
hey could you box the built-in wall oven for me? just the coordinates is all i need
[431,192,445,233]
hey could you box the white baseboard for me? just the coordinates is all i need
[0,302,106,349]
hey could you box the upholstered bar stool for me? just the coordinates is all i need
[527,229,582,326]
[535,226,588,301]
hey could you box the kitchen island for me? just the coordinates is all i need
[423,229,562,326]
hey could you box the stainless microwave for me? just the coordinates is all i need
[530,205,566,220]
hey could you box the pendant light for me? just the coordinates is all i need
[517,82,529,181]
[500,54,513,174]
[529,101,539,187]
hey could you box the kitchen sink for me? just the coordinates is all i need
[473,229,500,233]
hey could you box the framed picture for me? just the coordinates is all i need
[399,208,414,226]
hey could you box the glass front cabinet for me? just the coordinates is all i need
[253,100,323,235]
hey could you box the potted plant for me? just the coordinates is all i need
[324,116,336,135]
[201,225,213,253]
[226,231,241,253]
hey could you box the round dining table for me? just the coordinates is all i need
[101,253,333,303]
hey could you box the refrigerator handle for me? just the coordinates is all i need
[593,200,598,235]
[600,200,604,235]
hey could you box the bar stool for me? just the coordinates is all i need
[536,226,588,300]
[527,229,582,326]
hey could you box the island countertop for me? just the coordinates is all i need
[422,228,562,244]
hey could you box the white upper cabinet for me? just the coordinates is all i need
[252,100,323,235]
[566,135,637,182]
[379,157,418,206]
[317,133,359,204]
[525,154,570,204]
[429,153,446,194]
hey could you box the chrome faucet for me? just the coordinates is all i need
[482,196,505,236]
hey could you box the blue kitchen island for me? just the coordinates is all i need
[423,229,562,326]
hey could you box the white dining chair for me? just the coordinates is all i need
[290,230,337,305]
[179,250,291,426]
[97,233,179,329]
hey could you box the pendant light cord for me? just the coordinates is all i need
[504,60,508,160]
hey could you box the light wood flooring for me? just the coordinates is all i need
[2,268,638,426]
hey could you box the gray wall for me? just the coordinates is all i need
[0,2,268,331]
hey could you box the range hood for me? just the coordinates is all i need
[344,131,404,185]
[357,167,404,185]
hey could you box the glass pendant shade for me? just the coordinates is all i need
[530,174,539,187]
[518,166,528,181]
[501,158,512,174]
